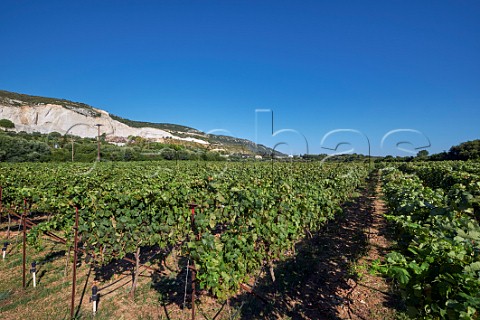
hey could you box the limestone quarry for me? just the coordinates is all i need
[0,102,209,145]
[0,90,281,156]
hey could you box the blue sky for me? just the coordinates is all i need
[0,1,478,156]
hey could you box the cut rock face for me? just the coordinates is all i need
[0,103,209,145]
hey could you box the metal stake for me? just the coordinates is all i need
[70,207,79,319]
[188,203,198,320]
[0,185,3,224]
[183,258,190,309]
[191,265,196,320]
[22,199,27,289]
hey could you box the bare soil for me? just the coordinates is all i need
[335,176,399,319]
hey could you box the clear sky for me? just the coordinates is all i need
[0,1,479,156]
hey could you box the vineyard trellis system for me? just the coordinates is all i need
[0,161,370,318]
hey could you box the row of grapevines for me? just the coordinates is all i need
[0,160,368,300]
[399,161,480,220]
[379,165,480,319]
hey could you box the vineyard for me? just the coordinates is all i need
[0,161,370,319]
[378,161,480,319]
[0,160,479,319]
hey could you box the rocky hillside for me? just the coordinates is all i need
[0,90,280,156]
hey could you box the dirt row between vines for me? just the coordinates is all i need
[333,175,400,319]
[232,173,400,319]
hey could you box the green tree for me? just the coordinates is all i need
[160,147,176,160]
[416,149,429,158]
[0,119,15,130]
[0,134,50,162]
[448,140,480,160]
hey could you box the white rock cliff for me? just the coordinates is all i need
[0,103,208,145]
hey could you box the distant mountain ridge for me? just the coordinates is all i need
[0,90,282,156]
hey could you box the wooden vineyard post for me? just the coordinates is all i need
[70,207,79,319]
[130,246,141,299]
[271,150,274,183]
[22,199,27,289]
[189,203,198,320]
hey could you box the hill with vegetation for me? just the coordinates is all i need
[0,89,283,159]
